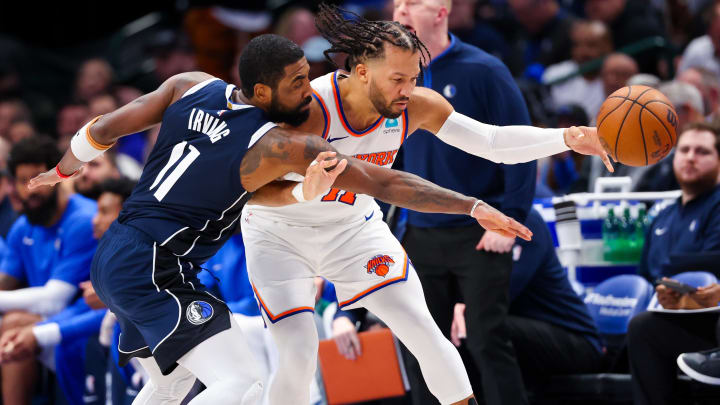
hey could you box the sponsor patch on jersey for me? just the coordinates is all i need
[385,118,399,128]
[365,254,395,277]
[186,301,214,325]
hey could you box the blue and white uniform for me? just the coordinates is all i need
[1,194,97,287]
[91,78,276,374]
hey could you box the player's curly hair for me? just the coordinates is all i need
[315,3,430,71]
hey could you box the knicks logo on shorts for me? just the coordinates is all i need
[186,301,214,325]
[366,254,395,277]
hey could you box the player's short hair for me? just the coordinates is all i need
[238,34,305,98]
[97,177,136,203]
[8,136,62,177]
[680,121,720,156]
[315,4,430,71]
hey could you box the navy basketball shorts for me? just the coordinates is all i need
[90,222,231,375]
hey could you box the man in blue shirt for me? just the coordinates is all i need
[638,122,720,282]
[452,210,603,393]
[629,121,720,405]
[394,1,536,403]
[0,177,139,404]
[0,136,97,404]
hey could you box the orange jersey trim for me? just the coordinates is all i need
[312,90,331,140]
[331,71,384,137]
[252,283,314,323]
[338,254,410,308]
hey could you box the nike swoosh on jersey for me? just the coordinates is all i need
[327,136,349,143]
[655,227,667,236]
[365,211,374,221]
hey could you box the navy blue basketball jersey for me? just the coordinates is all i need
[118,78,276,263]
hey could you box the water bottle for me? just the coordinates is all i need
[602,205,620,262]
[633,205,650,261]
[622,207,637,262]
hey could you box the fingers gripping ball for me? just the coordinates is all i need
[596,85,678,166]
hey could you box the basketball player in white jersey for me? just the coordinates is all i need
[243,5,614,405]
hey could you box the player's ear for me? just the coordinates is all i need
[254,83,272,104]
[356,63,369,84]
[436,4,448,22]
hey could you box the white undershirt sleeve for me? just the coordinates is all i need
[434,111,570,163]
[32,322,61,347]
[0,280,77,317]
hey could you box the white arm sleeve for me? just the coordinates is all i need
[32,322,61,347]
[434,111,571,163]
[0,280,77,317]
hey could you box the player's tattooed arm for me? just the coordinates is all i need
[241,127,477,214]
[243,127,471,214]
[242,128,532,239]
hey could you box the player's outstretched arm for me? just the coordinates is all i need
[29,72,215,189]
[411,87,614,172]
[240,128,532,240]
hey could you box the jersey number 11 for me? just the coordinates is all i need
[150,141,200,202]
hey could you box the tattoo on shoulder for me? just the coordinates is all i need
[240,128,291,176]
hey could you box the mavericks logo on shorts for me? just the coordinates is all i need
[365,254,395,278]
[186,301,214,325]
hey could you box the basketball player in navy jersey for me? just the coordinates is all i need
[29,34,531,405]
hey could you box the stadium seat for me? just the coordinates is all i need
[539,275,654,403]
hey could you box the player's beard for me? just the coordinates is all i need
[676,166,720,198]
[268,91,312,127]
[22,188,59,226]
[368,79,407,119]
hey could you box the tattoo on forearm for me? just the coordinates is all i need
[384,173,472,214]
[301,133,336,161]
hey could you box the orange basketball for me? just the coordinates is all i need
[375,264,389,277]
[596,85,678,166]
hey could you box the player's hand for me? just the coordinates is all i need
[332,317,362,360]
[563,126,614,173]
[476,231,516,253]
[450,303,466,347]
[690,283,720,308]
[471,201,532,241]
[28,166,84,190]
[656,281,682,309]
[0,326,38,363]
[302,151,348,200]
[80,281,106,310]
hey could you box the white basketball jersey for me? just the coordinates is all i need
[245,71,410,225]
